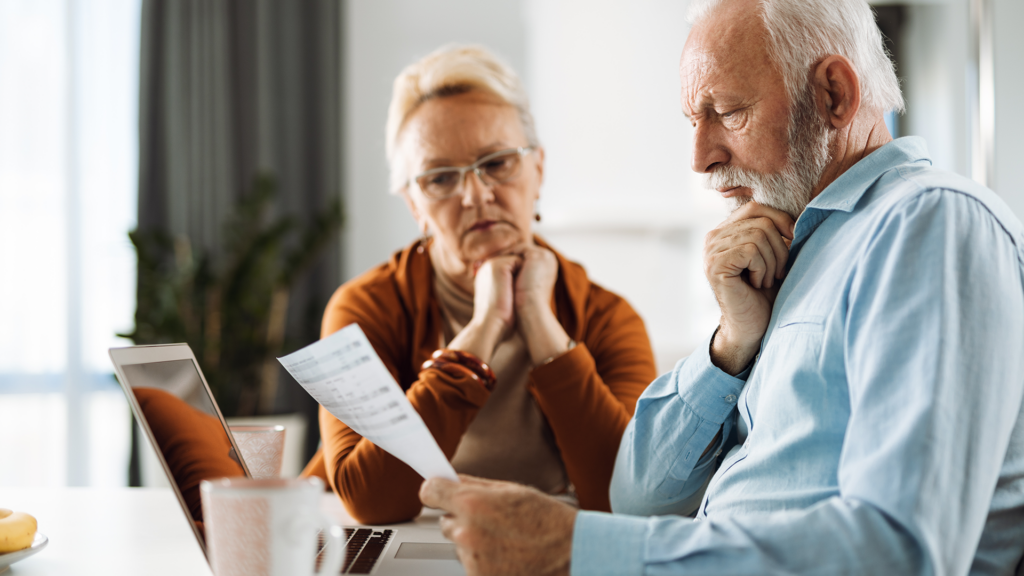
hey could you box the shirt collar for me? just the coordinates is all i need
[805,136,931,213]
[791,136,932,250]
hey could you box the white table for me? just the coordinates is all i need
[3,488,458,576]
[4,488,213,576]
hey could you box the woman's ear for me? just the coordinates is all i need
[533,146,546,200]
[400,190,428,234]
[812,55,861,130]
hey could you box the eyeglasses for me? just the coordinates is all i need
[408,147,535,200]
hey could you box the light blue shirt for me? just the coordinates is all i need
[572,137,1024,575]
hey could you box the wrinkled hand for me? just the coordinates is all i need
[704,201,795,374]
[419,475,576,576]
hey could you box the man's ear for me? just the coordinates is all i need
[812,55,861,129]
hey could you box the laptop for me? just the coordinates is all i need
[110,343,465,575]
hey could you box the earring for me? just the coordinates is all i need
[416,225,430,254]
[534,213,541,222]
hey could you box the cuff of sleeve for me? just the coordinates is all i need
[674,331,746,423]
[529,342,594,388]
[414,367,491,408]
[571,511,648,576]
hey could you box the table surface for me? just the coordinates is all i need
[1,487,370,576]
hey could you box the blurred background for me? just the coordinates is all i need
[1,0,1022,488]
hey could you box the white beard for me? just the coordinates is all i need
[706,83,833,221]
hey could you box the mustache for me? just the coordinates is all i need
[705,164,770,191]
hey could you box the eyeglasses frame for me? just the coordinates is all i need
[406,146,536,200]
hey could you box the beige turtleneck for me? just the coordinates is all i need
[430,246,570,496]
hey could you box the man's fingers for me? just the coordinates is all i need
[736,228,776,288]
[725,201,796,239]
[438,514,458,541]
[419,477,461,511]
[745,220,789,280]
[706,223,789,283]
[457,473,500,486]
[708,244,770,288]
[735,244,769,289]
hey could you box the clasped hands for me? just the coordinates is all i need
[449,243,570,367]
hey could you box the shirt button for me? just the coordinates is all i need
[725,394,737,403]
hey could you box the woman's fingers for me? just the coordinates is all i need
[472,255,521,336]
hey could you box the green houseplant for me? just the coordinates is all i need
[119,175,343,417]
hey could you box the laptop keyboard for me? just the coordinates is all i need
[317,527,394,574]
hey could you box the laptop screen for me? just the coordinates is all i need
[112,348,247,548]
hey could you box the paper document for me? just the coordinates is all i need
[278,324,458,482]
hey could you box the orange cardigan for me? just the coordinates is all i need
[305,238,656,524]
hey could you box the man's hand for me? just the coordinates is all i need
[704,202,795,375]
[419,475,577,576]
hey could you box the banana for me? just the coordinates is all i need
[0,508,37,553]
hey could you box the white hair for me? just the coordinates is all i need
[385,44,539,192]
[688,0,905,115]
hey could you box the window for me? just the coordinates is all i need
[0,0,141,487]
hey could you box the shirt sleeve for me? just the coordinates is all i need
[574,189,1024,575]
[609,330,745,517]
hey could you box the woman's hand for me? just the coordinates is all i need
[514,246,572,367]
[514,246,559,312]
[448,254,521,364]
[449,246,571,367]
[472,254,521,334]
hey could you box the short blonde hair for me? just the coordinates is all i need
[385,44,539,192]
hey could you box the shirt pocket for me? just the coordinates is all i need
[744,314,829,441]
[749,313,835,444]
[773,315,826,333]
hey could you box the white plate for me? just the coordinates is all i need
[0,532,48,573]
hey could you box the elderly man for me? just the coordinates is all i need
[420,0,1024,573]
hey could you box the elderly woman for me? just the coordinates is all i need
[303,44,656,525]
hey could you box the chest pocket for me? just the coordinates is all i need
[773,315,826,333]
[744,315,827,428]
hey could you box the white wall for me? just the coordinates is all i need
[993,0,1024,211]
[899,0,972,176]
[524,0,724,371]
[895,0,1024,215]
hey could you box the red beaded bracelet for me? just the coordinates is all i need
[420,349,496,391]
